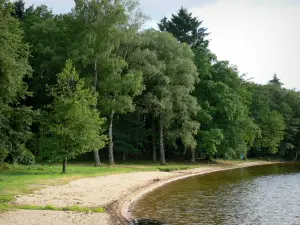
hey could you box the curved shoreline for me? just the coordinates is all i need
[0,161,283,225]
[115,161,281,224]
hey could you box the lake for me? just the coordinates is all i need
[132,163,300,225]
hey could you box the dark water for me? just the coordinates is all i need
[132,163,300,225]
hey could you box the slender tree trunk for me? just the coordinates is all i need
[159,114,166,165]
[108,110,115,165]
[93,59,101,166]
[191,149,195,163]
[123,151,126,161]
[183,146,187,160]
[62,158,67,173]
[152,116,157,163]
[93,150,101,166]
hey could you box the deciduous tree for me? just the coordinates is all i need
[39,60,106,172]
[0,1,34,165]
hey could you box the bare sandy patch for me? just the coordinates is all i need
[14,171,178,207]
[0,210,110,225]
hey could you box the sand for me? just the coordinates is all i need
[14,171,177,207]
[0,210,111,225]
[0,161,274,225]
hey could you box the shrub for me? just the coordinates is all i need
[0,149,8,170]
[18,149,35,165]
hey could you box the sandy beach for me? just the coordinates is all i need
[0,161,274,225]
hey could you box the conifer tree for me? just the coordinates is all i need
[39,60,107,172]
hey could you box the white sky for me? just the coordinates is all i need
[191,0,300,89]
[24,0,300,89]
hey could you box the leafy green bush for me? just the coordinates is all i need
[0,149,7,161]
[0,163,9,170]
[0,149,8,170]
[18,149,35,165]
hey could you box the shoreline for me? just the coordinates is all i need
[0,161,282,225]
[114,161,280,224]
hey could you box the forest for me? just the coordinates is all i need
[1,0,300,172]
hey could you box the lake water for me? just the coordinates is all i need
[132,163,300,225]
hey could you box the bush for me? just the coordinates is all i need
[0,162,9,170]
[18,149,35,165]
[0,149,8,170]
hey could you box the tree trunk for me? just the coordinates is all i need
[108,110,115,165]
[93,150,101,166]
[93,59,101,166]
[62,158,67,173]
[123,151,126,161]
[191,149,195,163]
[159,114,166,165]
[183,146,188,160]
[152,116,157,163]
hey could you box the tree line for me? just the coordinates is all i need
[1,0,300,172]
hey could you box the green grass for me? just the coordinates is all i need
[0,159,264,212]
[14,204,106,213]
[0,195,14,204]
[0,161,208,196]
[0,203,106,213]
[0,164,139,195]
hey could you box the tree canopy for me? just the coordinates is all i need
[1,1,299,169]
[39,60,106,172]
[0,0,34,165]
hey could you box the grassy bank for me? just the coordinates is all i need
[0,159,265,212]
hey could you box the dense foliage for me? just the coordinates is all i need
[38,60,107,172]
[1,0,299,171]
[0,1,34,166]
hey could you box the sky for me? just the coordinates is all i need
[24,0,300,89]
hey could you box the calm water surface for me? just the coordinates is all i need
[132,163,300,225]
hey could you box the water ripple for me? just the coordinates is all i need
[133,163,300,225]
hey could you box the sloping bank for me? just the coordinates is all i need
[0,161,277,225]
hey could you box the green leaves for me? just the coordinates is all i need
[0,1,33,165]
[260,111,285,153]
[98,68,144,114]
[0,1,31,103]
[3,2,300,166]
[198,129,224,159]
[39,61,106,169]
[248,81,300,157]
[137,30,200,157]
[197,61,260,159]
